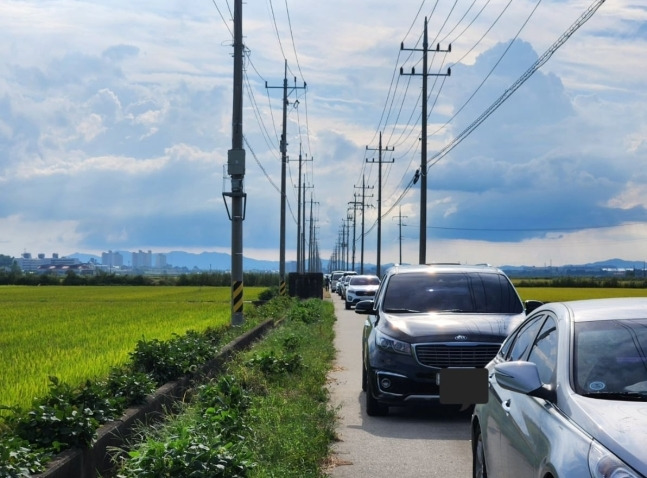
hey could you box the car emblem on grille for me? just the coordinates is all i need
[454,335,468,341]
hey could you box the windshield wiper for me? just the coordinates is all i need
[581,391,647,401]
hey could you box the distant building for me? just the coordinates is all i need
[102,250,124,268]
[37,263,95,276]
[16,252,80,272]
[132,250,153,269]
[155,253,167,269]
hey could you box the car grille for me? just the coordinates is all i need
[356,290,375,297]
[414,344,500,368]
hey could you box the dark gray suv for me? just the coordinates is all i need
[356,263,538,416]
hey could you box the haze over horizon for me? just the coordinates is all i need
[1,1,646,268]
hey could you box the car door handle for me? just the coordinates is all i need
[501,399,511,413]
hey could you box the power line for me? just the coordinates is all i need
[371,0,609,233]
[210,0,233,38]
[426,0,607,172]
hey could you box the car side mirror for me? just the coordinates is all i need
[354,300,375,315]
[494,361,555,402]
[524,300,544,314]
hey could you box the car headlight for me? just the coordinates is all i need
[375,329,411,355]
[588,440,640,478]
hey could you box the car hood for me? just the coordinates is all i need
[568,394,647,474]
[380,312,524,343]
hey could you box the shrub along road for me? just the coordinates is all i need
[326,295,472,478]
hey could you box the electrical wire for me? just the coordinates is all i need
[210,0,233,38]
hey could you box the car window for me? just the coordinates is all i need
[574,319,647,395]
[351,277,379,286]
[469,272,524,313]
[527,316,557,385]
[505,316,546,361]
[381,272,522,313]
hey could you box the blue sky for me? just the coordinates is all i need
[1,0,646,267]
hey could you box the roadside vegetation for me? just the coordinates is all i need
[110,298,337,477]
[0,293,337,477]
[0,293,287,476]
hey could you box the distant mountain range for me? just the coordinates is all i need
[69,251,647,276]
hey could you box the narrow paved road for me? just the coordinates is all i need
[327,294,473,477]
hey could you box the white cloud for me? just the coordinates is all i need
[0,0,645,268]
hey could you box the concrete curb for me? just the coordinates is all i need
[35,317,277,478]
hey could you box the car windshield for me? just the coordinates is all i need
[573,319,647,398]
[351,277,380,286]
[381,272,523,314]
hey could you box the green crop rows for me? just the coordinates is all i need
[0,286,262,412]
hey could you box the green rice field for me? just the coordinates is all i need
[2,285,646,413]
[0,286,262,412]
[516,287,647,303]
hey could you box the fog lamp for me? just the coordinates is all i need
[380,377,392,389]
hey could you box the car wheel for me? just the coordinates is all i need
[365,372,388,416]
[472,424,488,478]
[345,301,351,310]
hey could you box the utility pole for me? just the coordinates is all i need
[223,0,246,326]
[355,176,374,274]
[401,17,451,265]
[293,147,312,273]
[338,226,346,270]
[348,195,362,271]
[366,132,394,277]
[301,176,313,272]
[393,206,408,264]
[308,196,319,272]
[266,61,306,294]
[344,215,352,270]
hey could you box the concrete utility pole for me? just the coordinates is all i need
[301,175,313,271]
[224,0,246,326]
[401,17,451,265]
[366,132,394,278]
[348,195,362,271]
[294,147,312,273]
[266,61,306,294]
[355,176,374,274]
[339,221,348,270]
[308,196,319,272]
[393,206,408,264]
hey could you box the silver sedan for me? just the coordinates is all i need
[472,297,647,477]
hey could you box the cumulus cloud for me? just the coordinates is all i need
[0,0,645,267]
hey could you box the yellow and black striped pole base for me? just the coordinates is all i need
[232,280,244,325]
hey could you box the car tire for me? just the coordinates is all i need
[361,363,367,392]
[365,372,388,416]
[345,301,351,310]
[472,424,488,478]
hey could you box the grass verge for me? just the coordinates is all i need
[111,297,338,477]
